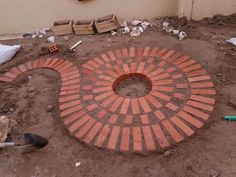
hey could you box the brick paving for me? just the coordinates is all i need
[0,47,216,153]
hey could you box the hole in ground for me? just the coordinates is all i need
[113,73,152,98]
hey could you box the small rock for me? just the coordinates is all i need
[228,99,236,109]
[216,73,222,77]
[63,36,69,41]
[164,150,171,157]
[75,162,81,167]
[209,171,221,177]
[219,91,224,96]
[9,108,14,112]
[47,105,54,112]
[28,88,35,92]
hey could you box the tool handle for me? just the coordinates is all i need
[0,142,15,148]
[224,116,236,121]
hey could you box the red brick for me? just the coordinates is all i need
[18,64,27,73]
[158,61,166,67]
[25,61,33,70]
[177,59,196,69]
[190,95,215,104]
[60,105,82,117]
[133,127,142,151]
[83,95,93,101]
[95,81,112,86]
[190,82,214,88]
[87,60,100,68]
[167,52,182,62]
[61,70,79,78]
[120,127,130,151]
[4,72,17,79]
[142,126,156,151]
[191,89,216,95]
[105,70,119,78]
[108,51,116,60]
[173,93,185,99]
[99,75,114,81]
[51,59,65,69]
[115,49,123,59]
[162,50,175,60]
[38,59,46,67]
[177,111,203,128]
[109,97,124,112]
[187,100,213,112]
[183,64,202,73]
[130,63,138,73]
[107,126,120,150]
[138,97,152,113]
[0,76,12,82]
[56,61,74,72]
[131,98,140,114]
[166,67,176,73]
[101,94,119,108]
[154,110,166,120]
[140,115,150,124]
[60,89,79,96]
[64,110,86,125]
[62,79,80,87]
[183,105,209,120]
[150,91,171,101]
[32,59,40,68]
[101,54,110,62]
[149,47,158,57]
[148,68,164,77]
[59,66,78,75]
[94,69,103,75]
[10,67,22,75]
[94,57,105,65]
[87,76,96,81]
[151,73,170,81]
[176,83,188,89]
[151,124,170,148]
[125,115,133,125]
[143,47,150,56]
[152,86,174,92]
[83,122,103,143]
[114,65,125,75]
[153,79,173,86]
[93,86,112,93]
[120,98,131,114]
[59,94,80,103]
[143,64,156,74]
[136,62,145,73]
[186,69,207,77]
[61,85,80,91]
[116,59,122,65]
[75,119,96,139]
[162,120,183,143]
[94,124,111,147]
[95,91,114,101]
[156,48,168,57]
[145,94,162,109]
[137,47,143,57]
[68,114,91,133]
[87,104,98,111]
[83,63,95,71]
[147,58,154,64]
[174,55,189,65]
[172,74,183,79]
[129,47,135,57]
[170,116,194,136]
[60,100,81,110]
[188,76,211,82]
[122,64,130,73]
[62,73,80,82]
[97,110,107,119]
[82,85,92,90]
[105,63,113,69]
[108,114,118,124]
[122,48,129,58]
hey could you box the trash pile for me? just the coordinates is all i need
[23,28,51,39]
[162,21,187,40]
[120,20,151,37]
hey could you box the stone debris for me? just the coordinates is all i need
[0,115,16,143]
[47,36,55,43]
[227,37,236,46]
[162,20,187,40]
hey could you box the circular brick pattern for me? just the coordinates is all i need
[0,47,216,153]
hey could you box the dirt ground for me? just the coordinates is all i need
[0,15,236,177]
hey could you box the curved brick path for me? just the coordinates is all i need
[0,47,216,153]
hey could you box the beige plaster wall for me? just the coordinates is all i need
[0,0,178,34]
[178,0,236,20]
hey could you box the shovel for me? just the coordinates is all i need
[0,133,48,154]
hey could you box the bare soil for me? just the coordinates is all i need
[0,15,236,177]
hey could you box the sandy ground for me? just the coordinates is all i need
[0,16,236,177]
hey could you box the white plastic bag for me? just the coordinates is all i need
[0,44,21,64]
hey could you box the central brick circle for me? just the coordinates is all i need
[113,73,152,98]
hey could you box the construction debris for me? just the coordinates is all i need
[162,21,187,40]
[227,37,236,46]
[0,115,16,142]
[70,41,82,51]
[0,44,21,64]
[47,36,55,43]
[178,31,187,40]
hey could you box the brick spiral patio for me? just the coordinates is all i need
[0,47,216,153]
